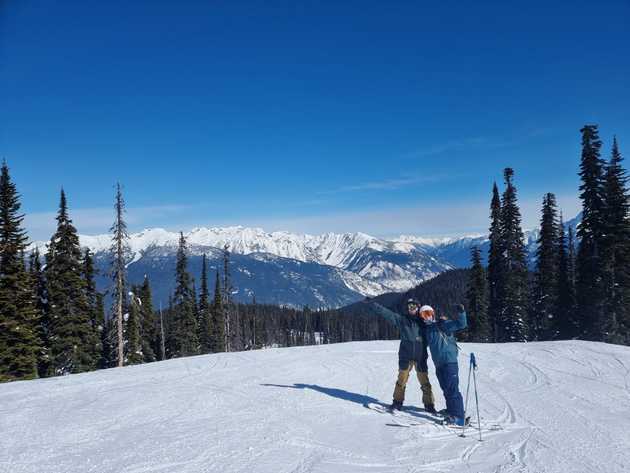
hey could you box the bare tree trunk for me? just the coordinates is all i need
[223,245,231,352]
[110,183,129,368]
[159,302,166,360]
[117,268,124,367]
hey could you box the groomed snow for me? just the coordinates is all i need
[2,340,629,473]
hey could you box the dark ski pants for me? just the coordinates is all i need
[436,362,465,420]
[393,361,435,407]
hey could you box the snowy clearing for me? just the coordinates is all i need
[2,340,630,473]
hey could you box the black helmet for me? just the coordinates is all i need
[407,298,420,307]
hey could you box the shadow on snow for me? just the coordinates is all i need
[261,383,439,423]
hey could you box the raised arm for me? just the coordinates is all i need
[365,301,403,328]
[438,308,467,334]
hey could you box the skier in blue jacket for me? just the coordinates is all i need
[366,298,436,412]
[417,303,468,426]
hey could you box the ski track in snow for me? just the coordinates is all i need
[1,340,630,473]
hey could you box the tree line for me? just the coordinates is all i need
[0,169,399,382]
[1,124,628,382]
[465,125,629,344]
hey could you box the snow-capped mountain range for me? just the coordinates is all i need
[31,215,580,308]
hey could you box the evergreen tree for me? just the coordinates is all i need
[125,287,143,365]
[95,293,109,369]
[82,249,102,366]
[29,249,51,377]
[487,182,502,342]
[167,233,198,357]
[139,276,158,363]
[466,246,489,342]
[601,137,630,343]
[46,190,94,375]
[498,168,529,342]
[222,245,233,351]
[576,125,607,340]
[198,254,213,354]
[0,162,40,381]
[531,193,560,340]
[555,217,578,339]
[110,183,129,367]
[210,272,225,352]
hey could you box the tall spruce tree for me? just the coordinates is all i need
[576,125,607,340]
[198,254,213,353]
[82,249,102,366]
[555,217,578,339]
[167,232,199,357]
[531,193,561,340]
[139,276,158,363]
[29,249,50,377]
[487,182,502,342]
[498,168,529,342]
[46,190,94,375]
[0,162,40,381]
[466,246,490,342]
[210,272,225,352]
[601,137,630,343]
[222,245,233,351]
[125,287,143,365]
[110,183,129,367]
[95,293,109,369]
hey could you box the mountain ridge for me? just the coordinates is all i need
[29,214,580,308]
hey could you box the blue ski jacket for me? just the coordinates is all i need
[424,310,467,367]
[368,302,429,371]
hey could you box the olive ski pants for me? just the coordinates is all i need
[393,361,435,407]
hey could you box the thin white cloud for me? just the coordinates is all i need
[218,193,582,238]
[318,174,447,195]
[406,128,556,159]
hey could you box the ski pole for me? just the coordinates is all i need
[471,353,482,441]
[461,353,473,438]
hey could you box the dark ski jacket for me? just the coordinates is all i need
[424,310,467,367]
[368,302,429,371]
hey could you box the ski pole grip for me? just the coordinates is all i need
[470,353,477,369]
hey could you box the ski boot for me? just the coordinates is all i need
[389,400,403,411]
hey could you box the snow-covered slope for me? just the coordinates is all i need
[2,340,629,473]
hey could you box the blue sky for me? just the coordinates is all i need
[2,1,629,240]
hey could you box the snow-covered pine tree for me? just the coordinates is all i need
[125,286,143,365]
[139,276,158,363]
[29,248,50,377]
[46,190,95,375]
[210,272,226,352]
[601,137,630,343]
[555,216,577,339]
[167,232,199,357]
[82,249,103,367]
[466,246,490,342]
[487,182,502,343]
[531,193,561,340]
[222,244,236,351]
[576,125,607,341]
[0,162,40,381]
[198,254,213,354]
[110,183,130,367]
[95,293,109,369]
[498,168,529,342]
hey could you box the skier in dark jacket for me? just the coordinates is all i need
[367,298,435,412]
[418,304,468,426]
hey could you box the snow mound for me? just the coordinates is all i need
[2,340,629,473]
